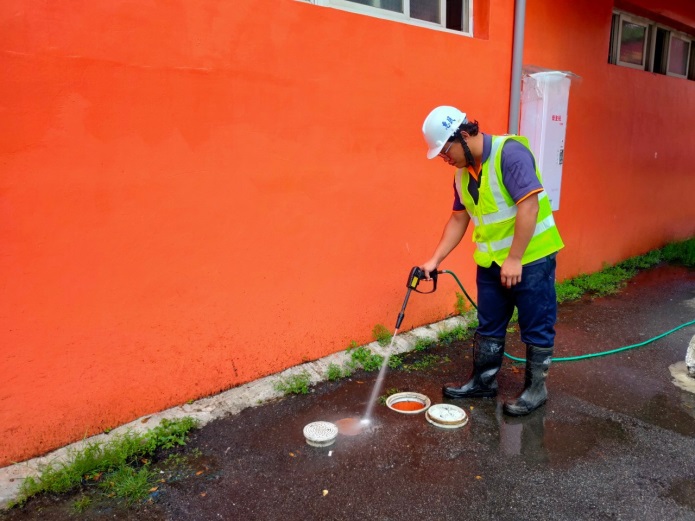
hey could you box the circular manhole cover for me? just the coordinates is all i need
[425,403,468,429]
[303,421,339,447]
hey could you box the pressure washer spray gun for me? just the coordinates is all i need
[395,267,439,330]
[394,266,476,331]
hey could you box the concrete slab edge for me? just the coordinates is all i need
[0,315,472,509]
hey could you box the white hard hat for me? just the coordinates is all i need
[422,106,467,159]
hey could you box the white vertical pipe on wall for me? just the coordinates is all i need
[508,0,526,134]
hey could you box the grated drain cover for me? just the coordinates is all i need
[303,421,339,447]
[425,404,468,429]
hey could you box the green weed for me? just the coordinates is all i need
[413,337,435,352]
[505,308,519,332]
[164,452,186,467]
[11,417,198,508]
[555,279,584,303]
[326,363,341,381]
[99,465,155,506]
[661,238,695,267]
[372,324,392,347]
[467,313,480,330]
[555,264,633,302]
[387,354,403,369]
[145,417,198,452]
[274,371,311,395]
[455,292,468,315]
[190,447,202,458]
[400,354,449,372]
[554,238,694,303]
[347,346,384,372]
[617,250,662,270]
[437,325,469,345]
[72,494,92,513]
[326,363,348,381]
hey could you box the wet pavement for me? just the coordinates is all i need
[2,265,695,520]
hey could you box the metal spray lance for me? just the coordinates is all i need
[361,267,441,426]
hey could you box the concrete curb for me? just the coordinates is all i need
[0,315,471,509]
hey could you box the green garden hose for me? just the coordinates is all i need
[440,269,695,363]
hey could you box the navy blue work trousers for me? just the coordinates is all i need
[476,254,558,348]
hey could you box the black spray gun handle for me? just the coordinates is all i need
[408,266,438,293]
[395,267,439,330]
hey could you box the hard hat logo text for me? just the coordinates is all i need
[441,116,457,130]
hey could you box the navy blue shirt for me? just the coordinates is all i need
[453,134,542,211]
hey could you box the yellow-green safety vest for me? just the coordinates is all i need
[455,135,564,268]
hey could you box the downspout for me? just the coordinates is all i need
[508,0,526,134]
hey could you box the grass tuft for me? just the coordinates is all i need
[99,465,155,506]
[454,292,469,315]
[554,238,695,303]
[555,279,584,303]
[437,324,472,345]
[274,371,312,395]
[400,354,449,372]
[72,495,92,513]
[617,249,662,271]
[326,363,345,381]
[413,337,435,352]
[347,346,384,372]
[387,354,403,369]
[12,417,198,508]
[372,324,392,347]
[661,238,695,267]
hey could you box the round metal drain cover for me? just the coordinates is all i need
[303,421,338,447]
[425,404,468,429]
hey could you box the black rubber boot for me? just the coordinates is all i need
[443,334,505,399]
[503,344,553,416]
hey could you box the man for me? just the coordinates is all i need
[419,106,564,416]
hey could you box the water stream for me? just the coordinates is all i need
[361,330,398,424]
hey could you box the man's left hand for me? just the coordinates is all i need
[500,257,522,288]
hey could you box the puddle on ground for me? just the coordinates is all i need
[497,407,630,466]
[335,417,366,436]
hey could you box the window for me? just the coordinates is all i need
[617,16,648,68]
[609,10,695,81]
[667,33,690,78]
[307,0,471,36]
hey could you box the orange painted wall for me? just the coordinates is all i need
[523,0,695,276]
[0,0,693,466]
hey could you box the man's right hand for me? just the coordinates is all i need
[419,260,439,280]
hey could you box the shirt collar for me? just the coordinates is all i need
[482,133,491,163]
[465,133,491,180]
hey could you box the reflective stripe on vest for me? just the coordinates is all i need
[467,192,551,226]
[476,213,558,253]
